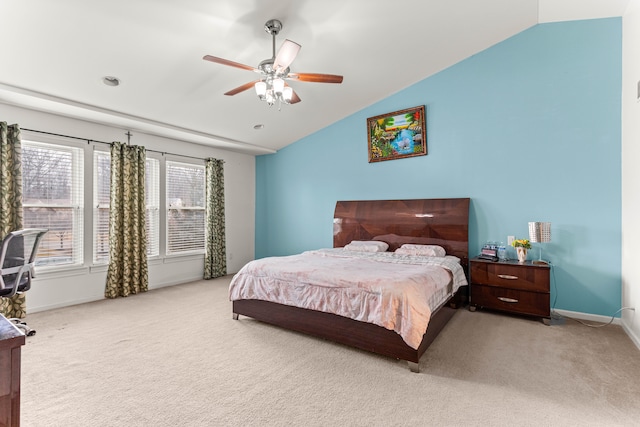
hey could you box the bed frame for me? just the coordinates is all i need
[232,198,470,372]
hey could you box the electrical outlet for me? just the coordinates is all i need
[507,235,515,245]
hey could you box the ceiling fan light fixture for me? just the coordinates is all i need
[282,86,293,103]
[255,81,267,99]
[273,78,285,96]
[254,78,290,108]
[265,91,275,106]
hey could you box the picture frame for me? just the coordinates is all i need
[367,105,427,163]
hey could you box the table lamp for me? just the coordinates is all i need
[528,221,551,265]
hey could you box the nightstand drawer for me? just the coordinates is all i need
[471,285,550,317]
[470,262,549,293]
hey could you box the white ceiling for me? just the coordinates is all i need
[0,0,630,155]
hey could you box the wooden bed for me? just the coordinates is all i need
[232,198,470,372]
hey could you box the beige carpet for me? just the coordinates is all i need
[19,276,640,427]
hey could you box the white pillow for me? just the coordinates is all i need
[344,240,389,252]
[397,244,446,257]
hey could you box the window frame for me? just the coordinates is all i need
[92,150,110,264]
[92,150,160,264]
[165,160,206,256]
[145,157,160,259]
[21,140,84,269]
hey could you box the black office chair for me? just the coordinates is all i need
[0,228,48,336]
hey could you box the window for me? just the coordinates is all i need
[166,161,205,255]
[145,158,160,257]
[93,152,160,263]
[22,141,84,267]
[93,151,110,263]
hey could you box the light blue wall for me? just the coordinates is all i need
[255,18,622,317]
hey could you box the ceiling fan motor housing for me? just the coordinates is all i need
[258,59,290,80]
[264,19,283,36]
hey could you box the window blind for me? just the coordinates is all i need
[22,141,84,267]
[93,151,110,263]
[166,161,205,255]
[93,152,160,263]
[145,158,160,257]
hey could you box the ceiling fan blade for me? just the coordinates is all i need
[224,80,260,96]
[273,39,301,71]
[288,73,343,84]
[203,55,257,72]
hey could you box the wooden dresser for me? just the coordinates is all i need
[469,257,551,324]
[0,315,25,427]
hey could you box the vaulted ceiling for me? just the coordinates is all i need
[0,0,630,155]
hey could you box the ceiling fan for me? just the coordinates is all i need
[203,19,343,107]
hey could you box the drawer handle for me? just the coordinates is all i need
[497,297,519,303]
[497,274,519,280]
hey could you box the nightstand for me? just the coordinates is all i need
[469,257,550,324]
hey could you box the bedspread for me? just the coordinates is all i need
[229,248,468,349]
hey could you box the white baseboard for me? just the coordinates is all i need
[554,308,640,351]
[29,296,103,314]
[553,309,621,325]
[622,321,640,350]
[148,274,204,290]
[27,275,204,314]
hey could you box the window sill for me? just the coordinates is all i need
[89,264,108,274]
[163,253,204,264]
[33,254,204,279]
[35,264,89,279]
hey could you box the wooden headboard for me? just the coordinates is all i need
[333,198,470,266]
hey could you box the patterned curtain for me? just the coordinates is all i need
[105,142,148,298]
[204,158,226,279]
[0,122,25,317]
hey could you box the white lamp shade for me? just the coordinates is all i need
[282,86,293,102]
[255,81,267,98]
[528,222,551,243]
[273,78,285,95]
[265,91,275,105]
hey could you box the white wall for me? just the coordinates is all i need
[622,0,640,347]
[0,103,255,312]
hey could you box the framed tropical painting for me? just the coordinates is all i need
[367,105,427,163]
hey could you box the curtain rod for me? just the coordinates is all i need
[21,128,208,162]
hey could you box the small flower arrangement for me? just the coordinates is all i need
[511,239,531,249]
